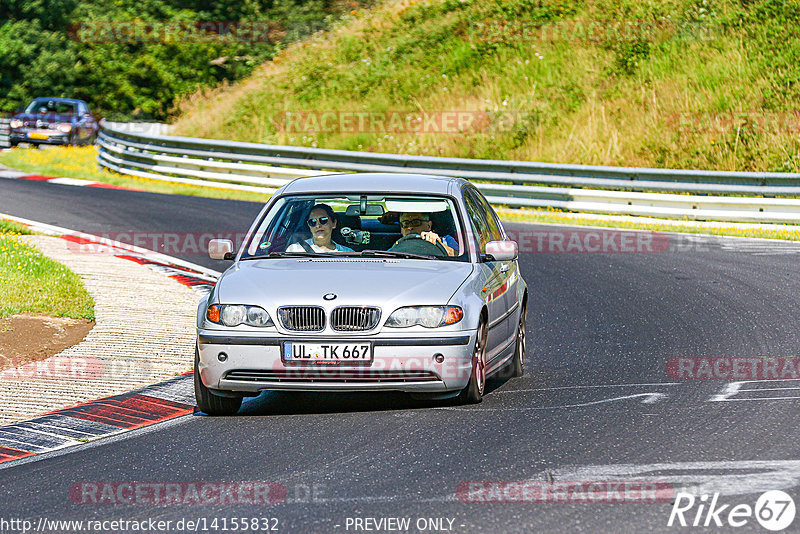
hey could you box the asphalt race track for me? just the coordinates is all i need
[2,179,800,533]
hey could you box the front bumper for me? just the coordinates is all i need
[197,331,476,394]
[10,130,70,145]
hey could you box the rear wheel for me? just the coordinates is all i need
[194,347,242,416]
[458,320,487,404]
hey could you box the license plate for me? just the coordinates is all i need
[283,342,372,364]
[28,132,48,140]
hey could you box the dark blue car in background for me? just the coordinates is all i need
[9,98,99,147]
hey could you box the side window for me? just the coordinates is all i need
[463,189,491,253]
[473,190,503,242]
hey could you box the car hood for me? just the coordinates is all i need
[216,258,474,309]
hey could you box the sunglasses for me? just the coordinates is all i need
[399,218,428,228]
[306,216,330,227]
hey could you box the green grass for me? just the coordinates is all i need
[172,0,800,173]
[0,224,95,320]
[0,146,269,203]
[0,219,33,235]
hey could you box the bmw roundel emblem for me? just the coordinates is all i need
[323,293,337,301]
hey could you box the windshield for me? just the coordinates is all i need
[242,193,468,262]
[25,99,77,114]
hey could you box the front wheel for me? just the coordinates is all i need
[194,348,242,416]
[508,302,526,377]
[458,320,487,404]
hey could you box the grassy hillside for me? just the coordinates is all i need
[173,0,800,172]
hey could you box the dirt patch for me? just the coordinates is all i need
[0,314,94,369]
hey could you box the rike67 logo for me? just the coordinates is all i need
[668,490,796,531]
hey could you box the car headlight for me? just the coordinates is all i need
[9,119,22,129]
[385,306,463,328]
[206,304,274,327]
[56,123,72,133]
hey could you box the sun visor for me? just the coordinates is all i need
[384,199,450,213]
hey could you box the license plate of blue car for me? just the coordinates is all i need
[283,342,373,364]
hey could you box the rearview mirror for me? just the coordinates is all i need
[209,239,234,260]
[484,240,518,262]
[345,204,385,216]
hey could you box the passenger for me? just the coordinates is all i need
[287,204,355,253]
[397,212,458,256]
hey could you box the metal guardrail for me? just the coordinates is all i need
[100,120,174,137]
[0,118,10,149]
[97,125,800,223]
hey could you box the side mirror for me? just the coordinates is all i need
[484,240,518,262]
[209,239,234,260]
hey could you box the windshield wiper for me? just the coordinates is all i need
[359,249,436,260]
[245,251,341,259]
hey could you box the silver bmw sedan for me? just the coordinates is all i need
[195,173,527,415]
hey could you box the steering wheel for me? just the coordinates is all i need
[389,233,449,257]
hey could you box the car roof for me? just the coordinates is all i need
[281,172,468,195]
[29,97,85,103]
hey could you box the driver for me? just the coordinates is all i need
[397,212,457,256]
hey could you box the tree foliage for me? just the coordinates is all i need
[0,0,356,119]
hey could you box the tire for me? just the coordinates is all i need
[508,302,526,378]
[458,320,487,404]
[194,347,242,416]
